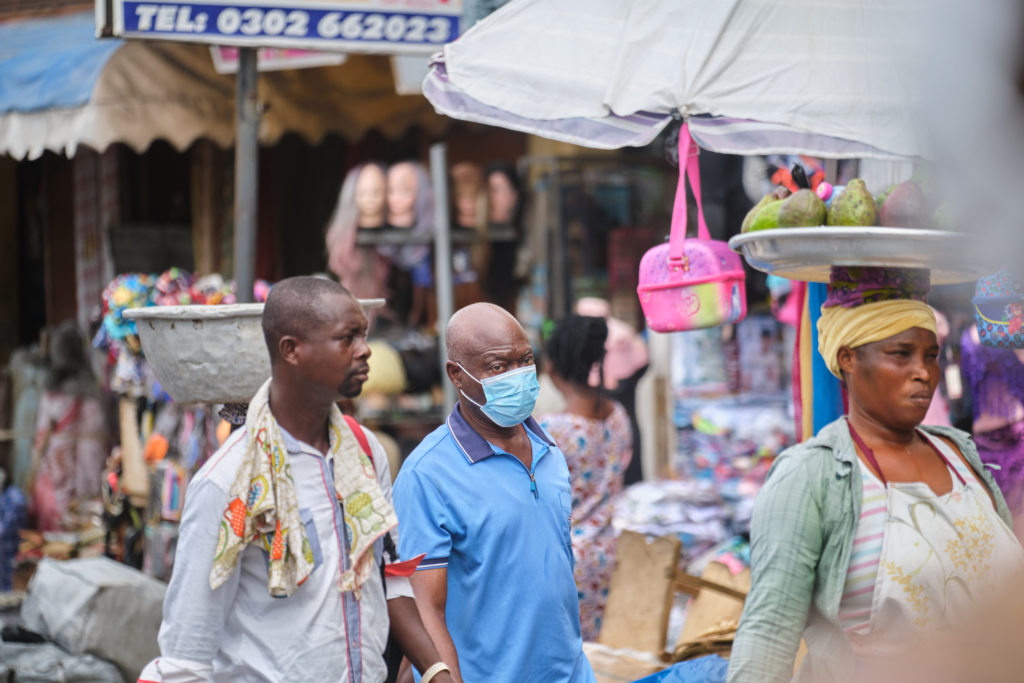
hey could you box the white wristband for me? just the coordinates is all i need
[421,662,450,683]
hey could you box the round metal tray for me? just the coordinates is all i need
[728,227,997,284]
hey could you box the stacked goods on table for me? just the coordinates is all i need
[18,526,105,563]
[676,397,792,536]
[741,164,956,233]
[668,317,796,542]
[612,480,730,564]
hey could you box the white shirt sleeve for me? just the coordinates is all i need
[362,428,415,600]
[146,475,242,682]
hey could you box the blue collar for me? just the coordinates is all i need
[446,401,554,464]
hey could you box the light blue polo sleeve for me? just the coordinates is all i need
[393,467,453,571]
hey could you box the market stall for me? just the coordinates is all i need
[408,1,1011,676]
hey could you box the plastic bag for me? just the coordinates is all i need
[21,557,165,682]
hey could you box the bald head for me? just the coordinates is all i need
[446,303,525,367]
[263,276,357,362]
[446,304,535,429]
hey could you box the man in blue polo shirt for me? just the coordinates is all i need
[393,303,595,683]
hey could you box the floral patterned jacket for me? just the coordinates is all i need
[728,417,1011,683]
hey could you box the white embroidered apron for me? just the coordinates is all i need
[846,426,1024,656]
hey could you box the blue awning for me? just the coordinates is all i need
[0,12,122,114]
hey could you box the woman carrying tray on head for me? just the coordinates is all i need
[727,267,1024,683]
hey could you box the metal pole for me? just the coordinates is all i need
[233,47,259,304]
[430,143,457,414]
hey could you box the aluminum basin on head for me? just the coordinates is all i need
[122,299,385,405]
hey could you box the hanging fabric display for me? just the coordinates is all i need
[974,267,1024,349]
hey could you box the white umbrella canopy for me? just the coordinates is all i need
[426,0,923,158]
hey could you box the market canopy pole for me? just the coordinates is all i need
[233,47,259,303]
[430,142,456,414]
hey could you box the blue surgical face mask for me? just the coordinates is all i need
[457,363,540,428]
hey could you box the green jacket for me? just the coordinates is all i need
[727,417,1012,683]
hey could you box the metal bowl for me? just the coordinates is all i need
[123,299,385,404]
[728,227,998,284]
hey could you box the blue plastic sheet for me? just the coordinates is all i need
[808,282,844,434]
[0,12,122,114]
[634,655,730,683]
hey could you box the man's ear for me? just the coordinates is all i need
[836,346,856,379]
[445,360,462,390]
[278,336,300,366]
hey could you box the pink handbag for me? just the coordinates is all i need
[637,124,747,333]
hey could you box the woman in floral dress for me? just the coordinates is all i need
[539,315,632,641]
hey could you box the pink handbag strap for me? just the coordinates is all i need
[668,122,710,263]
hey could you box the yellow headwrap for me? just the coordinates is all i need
[816,300,937,378]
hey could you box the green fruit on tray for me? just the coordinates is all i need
[748,200,783,232]
[777,189,827,228]
[932,202,956,231]
[827,179,878,227]
[879,180,929,229]
[875,184,897,211]
[742,193,774,233]
[742,187,791,233]
[909,163,932,197]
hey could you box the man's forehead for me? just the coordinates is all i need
[480,342,531,359]
[469,324,530,357]
[321,293,366,326]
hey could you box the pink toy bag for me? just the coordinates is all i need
[637,124,747,333]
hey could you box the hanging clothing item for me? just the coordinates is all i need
[31,391,107,531]
[210,379,397,597]
[843,426,1024,657]
[960,328,1024,514]
[0,486,27,591]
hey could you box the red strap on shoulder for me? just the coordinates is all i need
[343,415,373,467]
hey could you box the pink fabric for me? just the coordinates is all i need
[332,246,390,301]
[30,392,107,531]
[922,309,952,427]
[601,317,649,388]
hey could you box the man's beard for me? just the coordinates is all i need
[338,364,369,398]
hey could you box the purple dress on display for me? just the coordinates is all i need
[960,328,1024,514]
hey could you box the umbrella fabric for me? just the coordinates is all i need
[426,0,921,157]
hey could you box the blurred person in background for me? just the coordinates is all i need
[30,323,107,531]
[575,298,648,485]
[960,324,1024,529]
[538,315,632,641]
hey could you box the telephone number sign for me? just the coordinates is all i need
[112,0,460,53]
